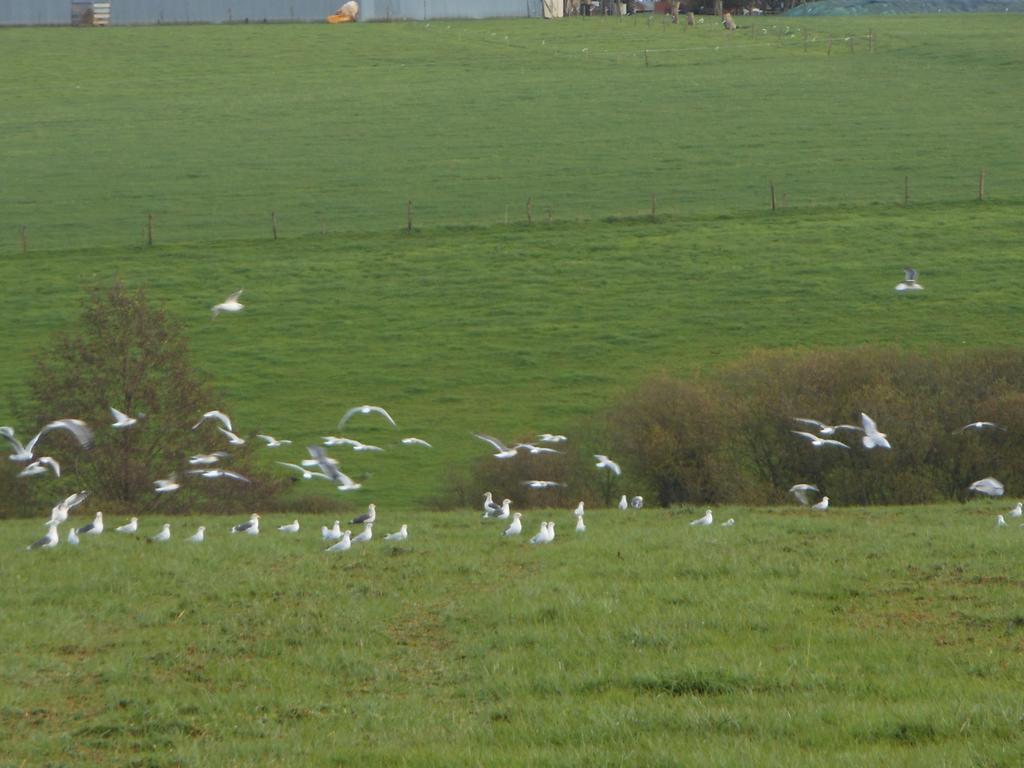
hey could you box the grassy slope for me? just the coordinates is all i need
[2,505,1023,766]
[0,16,1022,251]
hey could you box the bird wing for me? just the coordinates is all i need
[26,419,94,454]
[222,471,251,483]
[823,439,851,449]
[860,412,879,436]
[0,428,27,456]
[473,433,508,452]
[217,426,243,442]
[791,431,819,442]
[110,407,129,422]
[793,418,826,430]
[306,445,344,482]
[369,406,397,426]
[903,267,918,282]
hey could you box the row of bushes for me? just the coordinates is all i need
[449,347,1024,508]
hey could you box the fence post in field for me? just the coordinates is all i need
[407,200,413,232]
[651,192,657,221]
[770,182,776,211]
[147,214,153,246]
[904,175,910,206]
[978,169,986,201]
[19,225,28,254]
[526,197,533,226]
[271,212,278,241]
[644,49,649,67]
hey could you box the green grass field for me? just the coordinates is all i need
[3,16,1024,764]
[3,505,1024,766]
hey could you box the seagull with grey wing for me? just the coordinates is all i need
[306,445,362,491]
[256,434,292,448]
[788,483,820,506]
[895,267,924,292]
[46,490,89,527]
[188,468,251,483]
[75,511,104,536]
[18,457,60,478]
[338,405,397,430]
[192,410,232,432]
[957,421,1006,434]
[27,523,59,551]
[109,407,139,429]
[594,454,622,476]
[230,513,260,535]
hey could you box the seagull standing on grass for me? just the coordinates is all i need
[690,509,713,526]
[231,514,260,535]
[594,455,622,476]
[149,523,171,542]
[75,511,104,536]
[68,527,80,546]
[384,524,408,541]
[573,502,585,518]
[1010,502,1022,519]
[631,496,644,509]
[969,477,1004,497]
[529,521,550,544]
[322,521,342,541]
[860,412,892,450]
[27,523,59,551]
[116,517,138,534]
[721,518,736,527]
[997,515,1008,527]
[351,504,377,525]
[352,522,373,544]
[278,520,300,533]
[483,492,501,517]
[504,513,523,536]
[338,405,397,429]
[189,526,206,543]
[495,499,511,520]
[576,515,586,533]
[326,530,352,552]
[812,496,830,511]
[618,495,628,510]
[212,290,244,318]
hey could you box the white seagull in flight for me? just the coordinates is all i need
[473,433,518,459]
[110,407,139,429]
[860,412,891,450]
[521,480,565,489]
[189,469,251,483]
[18,457,60,478]
[957,421,1006,433]
[401,437,432,448]
[257,434,292,448]
[212,290,244,318]
[792,431,850,449]
[969,477,1004,497]
[3,420,94,462]
[594,454,622,476]
[305,445,362,491]
[154,474,180,493]
[192,410,232,432]
[217,426,246,446]
[46,490,89,527]
[537,434,567,443]
[792,418,862,436]
[788,483,820,505]
[894,267,924,292]
[338,405,397,429]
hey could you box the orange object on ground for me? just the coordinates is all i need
[327,14,354,23]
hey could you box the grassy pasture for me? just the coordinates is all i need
[3,504,1024,766]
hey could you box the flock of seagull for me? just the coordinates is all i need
[10,271,1018,550]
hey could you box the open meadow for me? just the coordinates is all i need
[2,12,1024,765]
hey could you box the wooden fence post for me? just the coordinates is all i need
[407,200,413,232]
[147,214,153,246]
[526,197,533,225]
[271,211,278,241]
[770,182,776,211]
[978,169,986,201]
[904,175,910,206]
[19,225,28,254]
